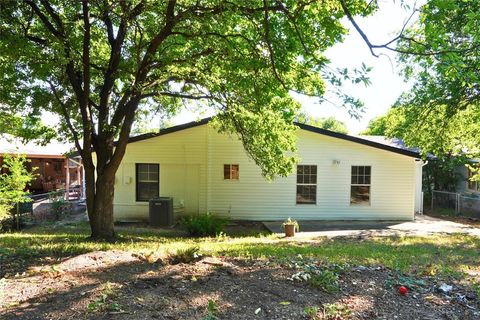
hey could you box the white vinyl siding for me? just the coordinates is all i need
[207,127,416,220]
[111,125,208,221]
[109,123,417,221]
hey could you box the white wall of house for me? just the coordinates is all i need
[207,127,416,221]
[110,123,418,221]
[112,125,208,221]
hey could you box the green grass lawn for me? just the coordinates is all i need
[1,222,479,280]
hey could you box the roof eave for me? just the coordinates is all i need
[79,117,422,159]
[295,122,422,159]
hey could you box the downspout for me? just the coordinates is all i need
[419,160,429,215]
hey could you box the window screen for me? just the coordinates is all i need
[136,163,159,201]
[224,164,239,180]
[296,165,317,204]
[351,166,371,205]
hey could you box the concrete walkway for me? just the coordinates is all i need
[263,215,480,238]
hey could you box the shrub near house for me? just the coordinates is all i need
[0,154,35,231]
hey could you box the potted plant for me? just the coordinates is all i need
[282,217,299,237]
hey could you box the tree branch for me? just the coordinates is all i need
[262,0,287,89]
[339,0,381,57]
[140,91,214,100]
[80,0,95,164]
[110,0,178,129]
[40,0,64,32]
[24,0,62,38]
[46,80,83,154]
[339,0,479,57]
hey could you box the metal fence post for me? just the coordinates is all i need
[455,193,460,215]
[420,191,424,215]
[431,190,434,211]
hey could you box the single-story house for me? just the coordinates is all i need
[108,118,425,222]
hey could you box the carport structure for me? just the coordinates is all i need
[0,136,84,200]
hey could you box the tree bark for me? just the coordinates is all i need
[85,164,116,240]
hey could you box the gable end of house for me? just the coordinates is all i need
[125,117,421,159]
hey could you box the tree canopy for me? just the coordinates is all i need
[362,103,480,158]
[0,109,56,144]
[360,0,480,163]
[361,104,479,192]
[0,0,375,239]
[0,0,373,177]
[390,0,480,159]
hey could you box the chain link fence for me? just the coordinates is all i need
[431,190,480,219]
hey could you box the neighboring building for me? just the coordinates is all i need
[107,118,425,222]
[455,160,480,195]
[0,136,84,198]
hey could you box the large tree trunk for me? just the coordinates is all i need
[85,164,116,240]
[80,100,137,241]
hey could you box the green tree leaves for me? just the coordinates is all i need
[0,0,376,238]
[0,154,36,229]
[0,0,373,180]
[397,0,480,116]
[296,113,348,134]
[391,0,480,163]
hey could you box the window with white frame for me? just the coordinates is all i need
[224,164,239,180]
[136,163,159,201]
[296,165,317,204]
[350,166,371,205]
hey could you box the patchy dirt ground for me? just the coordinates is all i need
[1,250,478,319]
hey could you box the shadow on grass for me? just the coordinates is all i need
[1,257,330,319]
[1,225,479,280]
[2,251,479,320]
[0,224,270,277]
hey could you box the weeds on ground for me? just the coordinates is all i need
[168,246,201,264]
[307,269,340,293]
[87,282,122,313]
[322,303,352,320]
[202,299,218,320]
[135,251,160,264]
[50,198,70,221]
[1,224,479,282]
[304,303,352,320]
[471,281,480,299]
[290,260,346,293]
[304,306,321,319]
[384,272,427,292]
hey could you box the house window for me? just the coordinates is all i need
[136,163,159,201]
[467,166,479,191]
[351,166,371,205]
[224,164,239,180]
[296,165,317,204]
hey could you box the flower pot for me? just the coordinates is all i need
[284,224,296,237]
